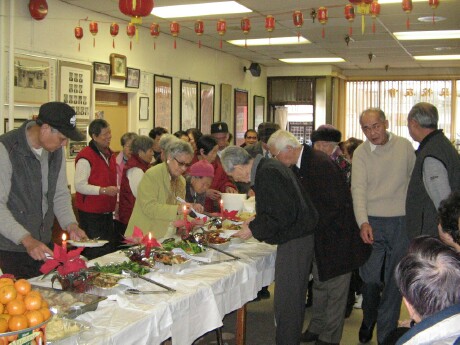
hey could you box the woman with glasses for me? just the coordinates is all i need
[126,140,194,238]
[196,135,237,212]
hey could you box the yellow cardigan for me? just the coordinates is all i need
[125,162,185,239]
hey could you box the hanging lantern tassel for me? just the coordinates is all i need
[89,21,98,47]
[344,4,355,37]
[150,23,160,50]
[195,20,204,48]
[402,0,413,29]
[293,11,304,42]
[429,0,439,24]
[241,17,251,48]
[170,22,180,49]
[370,0,380,34]
[317,7,328,39]
[127,23,136,50]
[110,22,119,49]
[265,15,275,44]
[74,25,83,52]
[217,19,226,49]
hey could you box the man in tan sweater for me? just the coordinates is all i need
[351,108,416,345]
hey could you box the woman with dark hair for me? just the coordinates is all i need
[174,130,189,142]
[438,191,460,252]
[196,135,237,212]
[186,128,202,153]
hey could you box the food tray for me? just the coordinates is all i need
[46,317,91,344]
[154,259,192,273]
[31,285,106,319]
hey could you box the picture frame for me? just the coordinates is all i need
[154,75,172,130]
[126,67,140,88]
[220,83,232,130]
[139,97,149,121]
[4,118,27,133]
[180,80,198,130]
[67,140,88,159]
[200,83,215,134]
[253,95,265,130]
[110,53,127,79]
[234,89,248,146]
[93,62,110,85]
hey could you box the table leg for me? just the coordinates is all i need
[235,304,247,345]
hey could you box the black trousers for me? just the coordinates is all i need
[78,211,115,260]
[0,249,48,279]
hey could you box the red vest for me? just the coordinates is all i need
[119,154,150,225]
[75,144,117,213]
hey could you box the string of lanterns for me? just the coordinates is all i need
[71,0,440,52]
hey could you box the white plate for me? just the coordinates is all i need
[68,240,109,248]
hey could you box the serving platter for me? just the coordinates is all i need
[68,240,109,248]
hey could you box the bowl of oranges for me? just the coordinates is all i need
[0,276,51,344]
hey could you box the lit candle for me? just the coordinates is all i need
[145,232,152,258]
[220,199,224,220]
[183,204,188,221]
[62,233,67,251]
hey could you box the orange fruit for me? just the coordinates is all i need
[0,285,17,304]
[6,300,26,316]
[0,318,7,333]
[40,300,49,308]
[0,314,10,322]
[27,291,42,299]
[38,308,51,321]
[0,278,14,287]
[14,279,31,296]
[0,304,3,314]
[8,314,28,331]
[25,310,44,328]
[24,294,42,311]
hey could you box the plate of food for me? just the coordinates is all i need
[220,230,244,244]
[68,239,109,248]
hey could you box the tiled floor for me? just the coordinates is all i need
[194,284,410,345]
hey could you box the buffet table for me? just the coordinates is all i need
[31,240,276,345]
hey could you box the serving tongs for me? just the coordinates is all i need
[125,269,176,293]
[191,231,240,261]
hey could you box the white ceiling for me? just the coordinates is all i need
[60,0,460,70]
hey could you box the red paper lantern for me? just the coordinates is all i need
[428,0,440,24]
[241,17,251,34]
[170,21,180,49]
[344,4,355,36]
[195,20,204,48]
[265,15,275,33]
[370,1,380,33]
[89,21,98,48]
[127,23,136,50]
[150,23,160,49]
[402,0,413,29]
[110,23,119,49]
[217,19,226,49]
[293,10,304,41]
[317,7,328,38]
[119,0,154,24]
[74,25,83,52]
[29,0,48,20]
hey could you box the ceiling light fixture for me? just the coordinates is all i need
[394,30,460,40]
[417,16,446,23]
[414,55,460,61]
[151,1,252,19]
[228,36,310,46]
[279,58,345,63]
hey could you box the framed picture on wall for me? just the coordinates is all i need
[93,62,110,85]
[154,75,172,130]
[220,83,232,131]
[253,95,265,130]
[234,89,248,146]
[4,118,27,133]
[200,83,214,134]
[180,80,198,130]
[126,67,140,88]
[139,97,149,120]
[110,53,127,79]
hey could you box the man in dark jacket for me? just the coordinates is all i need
[268,130,371,345]
[221,146,318,345]
[406,102,460,239]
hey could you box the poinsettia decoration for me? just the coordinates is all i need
[123,226,161,247]
[209,210,240,221]
[172,217,207,239]
[40,244,87,276]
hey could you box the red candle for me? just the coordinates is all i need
[145,232,152,258]
[183,204,188,221]
[62,233,67,251]
[220,199,224,220]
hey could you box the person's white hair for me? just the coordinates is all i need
[267,130,301,152]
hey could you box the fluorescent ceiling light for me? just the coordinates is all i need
[378,0,424,3]
[151,1,251,19]
[394,30,460,40]
[414,55,460,61]
[279,58,345,63]
[228,36,310,46]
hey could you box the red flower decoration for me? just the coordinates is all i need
[40,244,86,276]
[172,218,207,239]
[124,226,161,248]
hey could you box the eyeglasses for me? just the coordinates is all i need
[362,122,384,133]
[174,157,192,168]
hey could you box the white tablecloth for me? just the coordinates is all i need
[33,240,276,345]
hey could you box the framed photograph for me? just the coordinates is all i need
[234,89,248,146]
[200,83,215,134]
[110,53,127,79]
[67,140,88,159]
[13,54,56,105]
[220,83,232,130]
[93,62,110,85]
[253,95,265,130]
[180,80,198,130]
[4,118,27,133]
[139,97,149,121]
[154,75,172,130]
[126,68,140,88]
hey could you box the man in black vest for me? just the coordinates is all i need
[406,102,460,239]
[0,102,87,278]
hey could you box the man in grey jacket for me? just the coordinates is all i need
[0,102,87,278]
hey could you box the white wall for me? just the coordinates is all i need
[0,0,267,191]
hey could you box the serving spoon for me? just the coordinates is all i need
[125,288,167,295]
